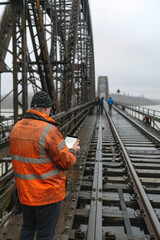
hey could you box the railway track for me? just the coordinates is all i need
[1,105,160,239]
[55,104,160,240]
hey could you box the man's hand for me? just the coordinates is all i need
[72,140,80,154]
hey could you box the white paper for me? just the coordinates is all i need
[65,136,77,148]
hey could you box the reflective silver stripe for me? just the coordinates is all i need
[58,140,65,151]
[11,155,52,164]
[14,169,60,180]
[12,123,62,179]
[39,124,54,157]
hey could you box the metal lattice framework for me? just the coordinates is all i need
[0,0,95,123]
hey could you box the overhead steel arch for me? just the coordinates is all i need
[0,0,95,123]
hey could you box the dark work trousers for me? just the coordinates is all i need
[20,201,61,240]
[109,105,112,114]
[101,105,104,114]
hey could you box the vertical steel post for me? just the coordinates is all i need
[12,3,18,124]
[22,0,28,116]
[65,0,79,110]
[0,73,1,120]
[12,0,27,123]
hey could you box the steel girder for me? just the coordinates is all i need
[12,0,28,123]
[0,4,12,71]
[27,0,57,109]
[0,0,95,122]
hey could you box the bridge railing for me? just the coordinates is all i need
[54,101,95,137]
[0,100,94,155]
[0,100,94,181]
[114,101,160,130]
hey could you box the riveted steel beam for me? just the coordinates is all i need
[0,0,95,121]
[11,0,28,123]
[27,0,57,110]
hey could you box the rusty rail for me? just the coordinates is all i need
[105,105,160,240]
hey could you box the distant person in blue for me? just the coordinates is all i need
[100,97,104,114]
[107,97,114,114]
[95,96,100,113]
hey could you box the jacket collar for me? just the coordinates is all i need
[24,109,61,127]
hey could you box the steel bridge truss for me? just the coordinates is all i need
[0,0,95,123]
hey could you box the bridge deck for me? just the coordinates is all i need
[1,106,160,239]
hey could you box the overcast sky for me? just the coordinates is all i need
[90,0,160,99]
[1,1,160,100]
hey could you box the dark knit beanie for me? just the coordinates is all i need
[31,91,53,108]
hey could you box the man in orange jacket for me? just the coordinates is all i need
[9,91,80,240]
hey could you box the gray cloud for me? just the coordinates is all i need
[90,0,160,99]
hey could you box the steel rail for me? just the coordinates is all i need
[104,107,160,240]
[113,105,160,145]
[87,115,102,240]
[0,2,11,5]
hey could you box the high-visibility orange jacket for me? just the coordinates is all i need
[9,109,76,206]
